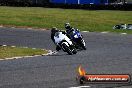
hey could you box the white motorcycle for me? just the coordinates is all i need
[54,32,77,55]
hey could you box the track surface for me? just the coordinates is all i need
[0,27,132,88]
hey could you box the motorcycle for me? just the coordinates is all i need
[54,32,77,55]
[69,29,86,50]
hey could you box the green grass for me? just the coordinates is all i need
[0,46,48,59]
[0,6,132,33]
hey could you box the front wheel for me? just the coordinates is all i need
[82,45,86,50]
[62,43,73,55]
[80,39,86,50]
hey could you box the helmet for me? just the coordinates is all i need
[65,23,71,29]
[51,27,59,34]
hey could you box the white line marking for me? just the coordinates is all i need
[23,47,28,48]
[27,28,32,29]
[0,51,56,60]
[2,45,7,47]
[82,31,89,32]
[0,26,3,27]
[42,54,47,56]
[101,31,108,33]
[24,56,34,58]
[32,48,36,49]
[0,59,4,60]
[11,46,16,47]
[41,29,46,31]
[121,33,127,35]
[5,58,14,60]
[13,57,22,59]
[69,86,90,88]
[33,55,41,57]
[41,49,44,50]
[0,45,57,60]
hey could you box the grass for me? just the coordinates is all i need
[0,6,132,33]
[0,46,48,59]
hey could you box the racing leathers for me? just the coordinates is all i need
[51,30,69,51]
[66,27,80,38]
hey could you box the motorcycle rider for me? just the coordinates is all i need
[64,23,86,50]
[51,27,72,51]
[51,27,61,51]
[65,23,80,38]
[65,23,81,43]
[51,27,58,43]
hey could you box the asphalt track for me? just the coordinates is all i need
[0,27,132,88]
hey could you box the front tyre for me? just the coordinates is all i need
[82,45,86,50]
[81,39,86,50]
[62,43,73,55]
